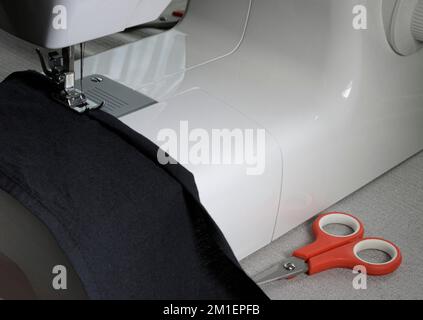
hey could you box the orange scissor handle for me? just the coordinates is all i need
[293,212,365,261]
[307,237,402,276]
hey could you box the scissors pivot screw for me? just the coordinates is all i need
[283,262,296,271]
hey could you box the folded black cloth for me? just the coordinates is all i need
[0,71,267,300]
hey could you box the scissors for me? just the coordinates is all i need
[253,212,402,285]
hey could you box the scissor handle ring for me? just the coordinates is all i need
[353,238,399,266]
[307,237,402,276]
[317,212,362,238]
[294,212,365,260]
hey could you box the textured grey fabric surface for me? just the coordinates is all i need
[242,152,423,300]
[0,30,41,81]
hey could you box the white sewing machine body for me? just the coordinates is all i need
[0,0,172,49]
[1,0,423,260]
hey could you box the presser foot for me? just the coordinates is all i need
[53,88,104,114]
[36,47,104,114]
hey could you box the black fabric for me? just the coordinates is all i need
[0,71,267,300]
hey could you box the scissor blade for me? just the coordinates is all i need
[252,257,308,286]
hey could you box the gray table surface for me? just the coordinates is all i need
[242,152,423,300]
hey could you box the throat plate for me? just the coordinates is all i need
[76,74,157,118]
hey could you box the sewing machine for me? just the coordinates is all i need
[0,0,423,271]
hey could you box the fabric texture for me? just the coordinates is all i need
[0,71,267,300]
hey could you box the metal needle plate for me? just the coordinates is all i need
[76,74,157,118]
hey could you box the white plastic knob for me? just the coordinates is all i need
[412,0,423,42]
[389,0,423,56]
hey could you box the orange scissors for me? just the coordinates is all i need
[254,212,402,285]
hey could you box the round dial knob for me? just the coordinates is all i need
[412,0,423,42]
[388,0,423,55]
